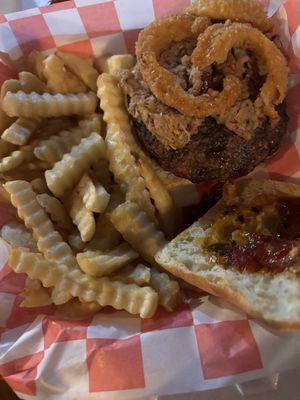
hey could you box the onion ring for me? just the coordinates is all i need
[185,0,273,32]
[191,23,288,119]
[191,16,211,34]
[136,14,241,118]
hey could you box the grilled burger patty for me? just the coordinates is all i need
[132,106,287,182]
[120,39,287,183]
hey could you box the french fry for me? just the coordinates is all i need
[90,157,111,191]
[21,277,52,307]
[69,188,95,242]
[2,169,44,182]
[85,213,121,252]
[104,54,174,233]
[106,54,135,77]
[1,221,37,251]
[1,79,21,100]
[51,287,72,305]
[2,117,41,145]
[76,174,110,213]
[76,242,138,277]
[150,268,181,312]
[0,108,15,135]
[10,248,159,317]
[68,231,86,252]
[56,51,98,91]
[55,298,101,320]
[94,55,110,73]
[89,182,110,213]
[4,180,78,269]
[97,72,131,134]
[78,113,102,134]
[0,144,35,172]
[2,91,97,118]
[1,72,46,100]
[136,155,175,238]
[106,183,126,212]
[0,52,27,73]
[85,185,123,251]
[0,139,17,158]
[37,193,73,231]
[43,54,87,94]
[45,133,106,197]
[27,50,45,80]
[37,117,75,139]
[30,178,50,194]
[97,73,156,222]
[19,71,47,93]
[27,160,51,171]
[0,182,13,205]
[109,200,166,267]
[34,127,88,163]
[99,61,175,236]
[34,115,101,164]
[111,263,151,286]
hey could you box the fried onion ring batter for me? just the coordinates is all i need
[136,14,241,118]
[191,16,212,34]
[186,0,273,32]
[192,23,288,119]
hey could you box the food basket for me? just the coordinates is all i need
[0,0,299,399]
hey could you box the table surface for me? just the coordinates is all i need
[0,1,298,400]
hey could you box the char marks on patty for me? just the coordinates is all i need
[131,109,287,182]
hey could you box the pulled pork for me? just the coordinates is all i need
[120,68,203,149]
[119,40,267,149]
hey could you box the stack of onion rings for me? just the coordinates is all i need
[136,0,288,123]
[192,22,288,119]
[185,0,273,32]
[136,14,241,118]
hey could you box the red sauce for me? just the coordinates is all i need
[222,234,294,273]
[211,197,300,274]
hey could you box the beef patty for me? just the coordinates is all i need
[132,106,287,182]
[120,40,288,183]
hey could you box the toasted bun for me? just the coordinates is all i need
[155,179,300,330]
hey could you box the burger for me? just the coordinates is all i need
[118,0,288,183]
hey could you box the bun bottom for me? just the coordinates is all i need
[156,179,300,330]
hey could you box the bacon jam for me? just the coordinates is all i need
[220,234,296,273]
[203,196,300,274]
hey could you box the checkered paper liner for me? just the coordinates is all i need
[0,0,299,399]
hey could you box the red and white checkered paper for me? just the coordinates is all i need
[0,0,300,399]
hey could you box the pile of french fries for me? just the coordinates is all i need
[0,50,186,319]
